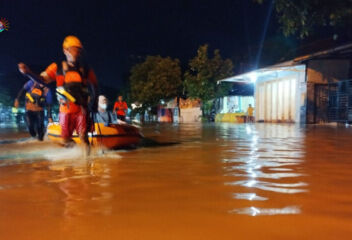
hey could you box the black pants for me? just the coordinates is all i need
[117,114,126,121]
[25,111,44,141]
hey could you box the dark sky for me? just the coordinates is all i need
[1,0,278,88]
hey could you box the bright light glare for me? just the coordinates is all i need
[246,180,257,187]
[248,72,257,83]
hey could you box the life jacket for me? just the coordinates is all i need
[115,101,127,116]
[26,84,46,107]
[56,61,90,106]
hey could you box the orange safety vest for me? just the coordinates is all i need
[26,85,45,104]
[56,61,90,113]
[114,101,127,116]
[25,84,46,111]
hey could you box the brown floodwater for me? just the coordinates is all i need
[0,123,352,240]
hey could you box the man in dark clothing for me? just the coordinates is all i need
[14,79,53,141]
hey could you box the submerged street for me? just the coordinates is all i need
[2,1,352,239]
[0,123,351,240]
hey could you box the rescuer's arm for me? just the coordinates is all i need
[18,63,53,85]
[14,87,25,108]
[14,81,32,108]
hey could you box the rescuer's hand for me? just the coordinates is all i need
[18,63,30,75]
[14,99,19,108]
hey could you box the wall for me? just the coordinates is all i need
[179,108,202,123]
[307,59,350,84]
[255,66,306,123]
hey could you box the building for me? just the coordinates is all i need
[178,98,202,123]
[157,98,202,123]
[219,43,352,124]
[215,95,255,123]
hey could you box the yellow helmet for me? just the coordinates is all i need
[62,35,83,49]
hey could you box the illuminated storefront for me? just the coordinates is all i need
[219,43,352,123]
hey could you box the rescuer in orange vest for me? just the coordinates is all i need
[18,36,98,152]
[113,95,128,121]
[14,79,53,141]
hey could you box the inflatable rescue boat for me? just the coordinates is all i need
[47,122,142,149]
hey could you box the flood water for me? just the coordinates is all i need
[0,123,352,240]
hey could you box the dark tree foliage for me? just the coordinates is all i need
[130,56,182,109]
[256,0,352,38]
[184,44,234,102]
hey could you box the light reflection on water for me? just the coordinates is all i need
[222,124,307,216]
[233,193,268,201]
[0,123,309,218]
[230,206,301,216]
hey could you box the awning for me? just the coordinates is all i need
[218,65,305,84]
[218,42,352,84]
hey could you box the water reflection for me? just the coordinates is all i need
[223,124,307,216]
[227,180,307,194]
[230,206,301,216]
[233,193,268,201]
[1,123,352,239]
[48,159,115,219]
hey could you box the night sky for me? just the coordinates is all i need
[0,0,278,88]
[3,0,348,94]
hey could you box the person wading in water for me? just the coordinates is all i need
[18,35,98,156]
[14,79,53,141]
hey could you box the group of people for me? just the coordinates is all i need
[95,95,128,126]
[14,35,128,153]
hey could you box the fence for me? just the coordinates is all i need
[328,80,352,123]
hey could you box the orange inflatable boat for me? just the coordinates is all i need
[47,122,142,149]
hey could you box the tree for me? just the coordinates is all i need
[130,55,182,109]
[212,49,235,98]
[255,0,352,38]
[184,44,234,103]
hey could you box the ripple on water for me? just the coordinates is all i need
[229,206,301,216]
[222,124,307,216]
[233,193,268,201]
